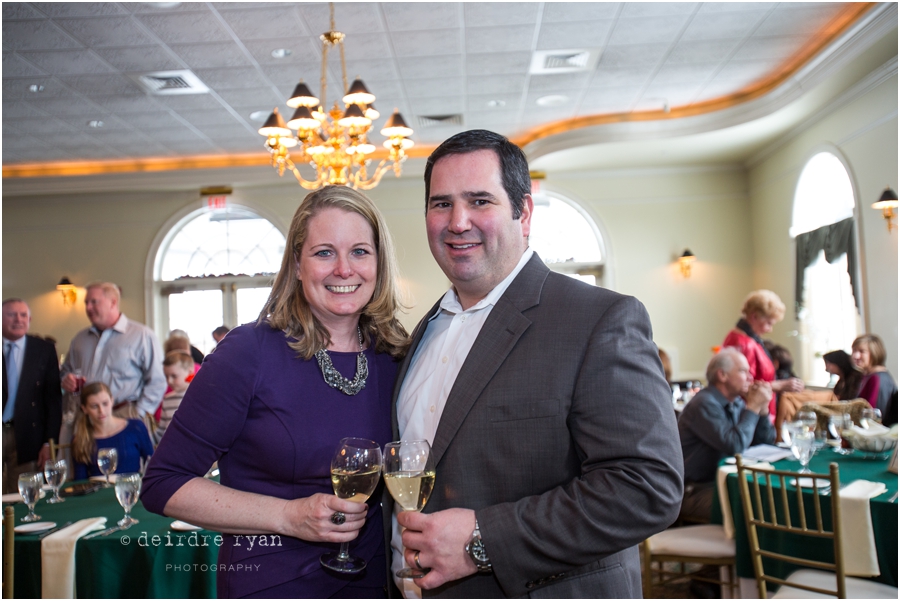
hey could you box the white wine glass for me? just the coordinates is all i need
[18,472,44,522]
[115,472,142,528]
[384,440,436,579]
[828,414,853,455]
[97,447,118,487]
[791,429,815,474]
[320,437,383,574]
[43,458,67,504]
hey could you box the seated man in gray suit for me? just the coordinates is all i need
[678,347,775,523]
[391,130,683,598]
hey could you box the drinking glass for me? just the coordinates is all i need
[320,438,383,574]
[827,414,853,455]
[18,472,43,522]
[43,458,67,504]
[115,473,142,527]
[97,447,118,487]
[861,408,882,428]
[796,411,818,434]
[781,419,801,447]
[791,430,815,474]
[384,440,436,579]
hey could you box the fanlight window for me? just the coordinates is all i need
[530,193,605,286]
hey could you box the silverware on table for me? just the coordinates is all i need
[83,523,130,540]
[38,520,73,539]
[888,491,898,503]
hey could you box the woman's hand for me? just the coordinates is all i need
[279,492,369,543]
[772,378,804,393]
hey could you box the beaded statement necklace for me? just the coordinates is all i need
[314,326,368,396]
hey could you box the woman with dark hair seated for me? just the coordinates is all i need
[823,349,863,401]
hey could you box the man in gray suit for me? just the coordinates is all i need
[391,130,683,598]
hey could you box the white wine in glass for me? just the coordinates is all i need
[97,447,118,487]
[320,437,383,574]
[18,472,43,522]
[384,440,435,579]
[43,458,67,504]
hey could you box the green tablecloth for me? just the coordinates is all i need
[717,450,898,589]
[7,481,217,598]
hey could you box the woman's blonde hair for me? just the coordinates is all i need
[261,186,409,359]
[852,334,887,368]
[741,289,786,322]
[73,381,112,465]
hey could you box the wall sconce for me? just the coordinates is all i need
[872,187,898,232]
[57,277,76,306]
[678,249,696,278]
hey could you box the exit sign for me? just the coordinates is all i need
[206,195,228,209]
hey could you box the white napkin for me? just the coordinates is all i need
[41,517,107,599]
[839,479,886,577]
[849,423,890,437]
[716,462,773,539]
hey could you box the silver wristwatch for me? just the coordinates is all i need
[465,518,493,573]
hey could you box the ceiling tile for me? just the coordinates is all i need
[217,88,283,109]
[711,59,773,85]
[2,4,46,19]
[578,86,640,109]
[174,107,244,126]
[465,108,521,126]
[343,58,401,82]
[607,15,692,47]
[55,17,157,47]
[262,64,322,87]
[397,55,463,79]
[297,3,386,34]
[466,93,523,111]
[528,72,591,92]
[7,115,79,135]
[217,6,310,40]
[520,106,575,125]
[756,4,845,37]
[192,66,269,90]
[465,51,531,76]
[404,76,464,98]
[242,37,321,66]
[58,73,143,96]
[2,52,47,78]
[464,3,539,27]
[2,20,82,51]
[142,127,210,142]
[466,25,534,54]
[121,111,183,129]
[392,29,461,57]
[408,95,465,115]
[358,78,405,99]
[733,35,807,62]
[639,83,703,105]
[536,20,614,50]
[2,100,47,119]
[697,3,777,13]
[136,10,231,44]
[620,3,700,18]
[467,74,527,95]
[31,3,129,17]
[680,11,767,42]
[193,122,255,139]
[383,3,461,31]
[91,95,166,114]
[653,62,719,85]
[341,32,394,60]
[524,89,580,108]
[666,39,742,65]
[591,66,654,88]
[1,76,70,100]
[542,3,621,23]
[169,42,253,69]
[598,44,669,68]
[18,49,113,75]
[93,46,183,72]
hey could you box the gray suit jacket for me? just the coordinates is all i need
[390,254,683,598]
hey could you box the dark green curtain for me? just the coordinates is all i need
[794,217,859,318]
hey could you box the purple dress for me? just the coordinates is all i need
[141,323,396,598]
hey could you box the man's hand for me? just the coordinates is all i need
[37,444,52,466]
[399,508,478,589]
[772,377,805,393]
[746,380,773,414]
[61,373,79,393]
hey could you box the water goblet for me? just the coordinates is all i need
[827,413,853,455]
[796,410,817,434]
[97,447,118,487]
[861,408,882,428]
[791,429,815,474]
[320,438,383,574]
[43,458,68,504]
[115,473,142,527]
[384,440,436,579]
[17,472,44,522]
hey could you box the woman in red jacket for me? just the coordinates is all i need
[723,290,804,418]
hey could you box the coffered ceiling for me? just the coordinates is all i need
[0,2,892,179]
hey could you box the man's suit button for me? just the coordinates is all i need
[525,581,535,589]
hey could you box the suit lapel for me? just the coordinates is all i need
[431,255,548,466]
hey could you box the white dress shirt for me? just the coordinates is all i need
[392,248,533,598]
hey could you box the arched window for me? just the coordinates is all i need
[153,205,286,354]
[530,191,607,286]
[791,152,861,385]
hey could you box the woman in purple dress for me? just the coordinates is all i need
[142,187,408,598]
[852,334,897,415]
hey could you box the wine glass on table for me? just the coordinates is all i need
[384,440,436,579]
[18,472,44,522]
[791,428,815,474]
[827,414,853,455]
[861,408,882,429]
[97,447,118,487]
[320,437,383,574]
[43,458,68,504]
[115,473,142,528]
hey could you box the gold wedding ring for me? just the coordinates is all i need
[414,550,424,571]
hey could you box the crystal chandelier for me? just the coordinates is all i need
[258,3,414,190]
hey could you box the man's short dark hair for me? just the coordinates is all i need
[424,129,531,219]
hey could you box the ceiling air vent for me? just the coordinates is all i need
[529,49,601,75]
[417,114,463,128]
[129,70,209,95]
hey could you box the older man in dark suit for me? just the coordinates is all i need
[390,130,683,598]
[2,299,62,493]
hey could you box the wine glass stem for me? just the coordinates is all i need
[336,541,350,561]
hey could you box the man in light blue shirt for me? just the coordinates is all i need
[60,282,165,427]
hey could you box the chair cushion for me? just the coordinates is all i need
[773,569,899,599]
[647,525,735,558]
